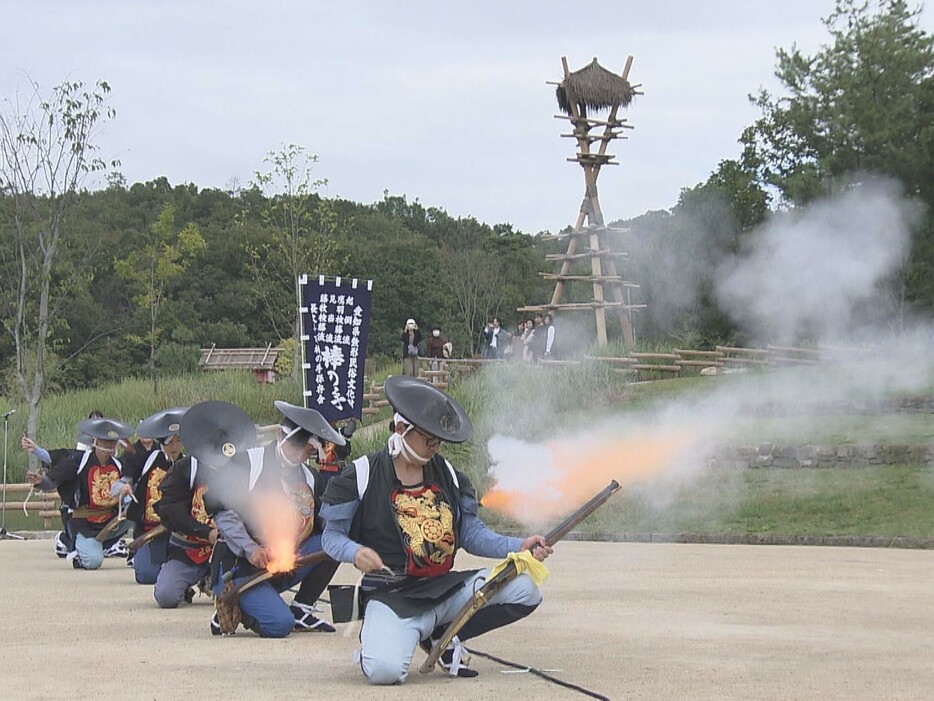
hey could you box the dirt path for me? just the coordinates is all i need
[1,540,932,700]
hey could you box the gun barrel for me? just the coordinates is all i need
[544,480,621,546]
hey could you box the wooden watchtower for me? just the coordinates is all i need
[520,56,644,346]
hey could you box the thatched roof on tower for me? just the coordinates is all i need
[556,58,634,115]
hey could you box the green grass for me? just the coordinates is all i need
[727,413,934,445]
[726,465,934,536]
[3,371,322,482]
[0,508,58,532]
[4,363,934,539]
[481,464,934,538]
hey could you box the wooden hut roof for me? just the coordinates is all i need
[199,344,281,371]
[556,58,634,115]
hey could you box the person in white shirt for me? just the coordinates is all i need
[544,313,557,359]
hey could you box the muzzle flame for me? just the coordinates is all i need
[255,493,301,573]
[483,427,697,526]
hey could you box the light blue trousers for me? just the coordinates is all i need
[73,522,130,570]
[360,568,542,685]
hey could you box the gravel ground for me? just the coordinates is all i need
[1,539,932,700]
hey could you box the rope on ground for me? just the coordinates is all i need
[464,646,610,700]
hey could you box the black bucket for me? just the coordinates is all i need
[328,585,357,623]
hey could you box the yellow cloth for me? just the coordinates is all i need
[488,550,549,586]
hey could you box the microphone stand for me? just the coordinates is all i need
[1,411,26,540]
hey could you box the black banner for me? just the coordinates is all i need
[299,275,373,422]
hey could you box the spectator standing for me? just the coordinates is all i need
[510,323,525,360]
[530,313,547,362]
[426,325,447,364]
[520,319,535,362]
[544,313,557,359]
[400,319,422,377]
[482,317,505,359]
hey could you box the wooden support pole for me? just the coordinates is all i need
[553,114,631,128]
[545,55,639,346]
[544,250,629,261]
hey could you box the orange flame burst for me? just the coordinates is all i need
[483,427,698,527]
[255,493,301,573]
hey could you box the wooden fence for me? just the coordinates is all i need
[359,345,854,402]
[0,483,60,528]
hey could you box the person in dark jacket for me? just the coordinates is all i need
[530,313,547,362]
[116,407,188,584]
[207,401,344,637]
[153,402,251,609]
[426,325,446,360]
[27,417,134,570]
[321,376,551,684]
[400,318,422,376]
[482,317,505,359]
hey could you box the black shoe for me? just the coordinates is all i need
[103,540,129,558]
[210,612,226,636]
[53,532,69,558]
[290,603,336,632]
[422,635,478,678]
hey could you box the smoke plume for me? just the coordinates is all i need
[482,180,930,532]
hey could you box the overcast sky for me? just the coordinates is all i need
[4,1,933,234]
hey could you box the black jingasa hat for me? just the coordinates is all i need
[137,407,189,440]
[77,417,133,441]
[383,375,473,443]
[273,401,345,446]
[180,401,257,468]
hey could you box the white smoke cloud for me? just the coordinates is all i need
[480,179,933,534]
[715,180,920,341]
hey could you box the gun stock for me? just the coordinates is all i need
[420,479,621,673]
[216,550,332,607]
[127,524,168,552]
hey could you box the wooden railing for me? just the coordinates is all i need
[357,344,859,418]
[362,381,389,416]
[0,483,60,528]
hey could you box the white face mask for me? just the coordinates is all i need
[93,440,117,455]
[387,413,433,465]
[432,330,440,337]
[276,425,317,467]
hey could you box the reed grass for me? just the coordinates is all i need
[4,372,304,481]
[4,362,934,539]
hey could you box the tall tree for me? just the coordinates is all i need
[0,78,116,444]
[740,0,934,317]
[441,245,511,356]
[742,0,934,204]
[248,144,340,374]
[115,202,205,394]
[625,160,768,346]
